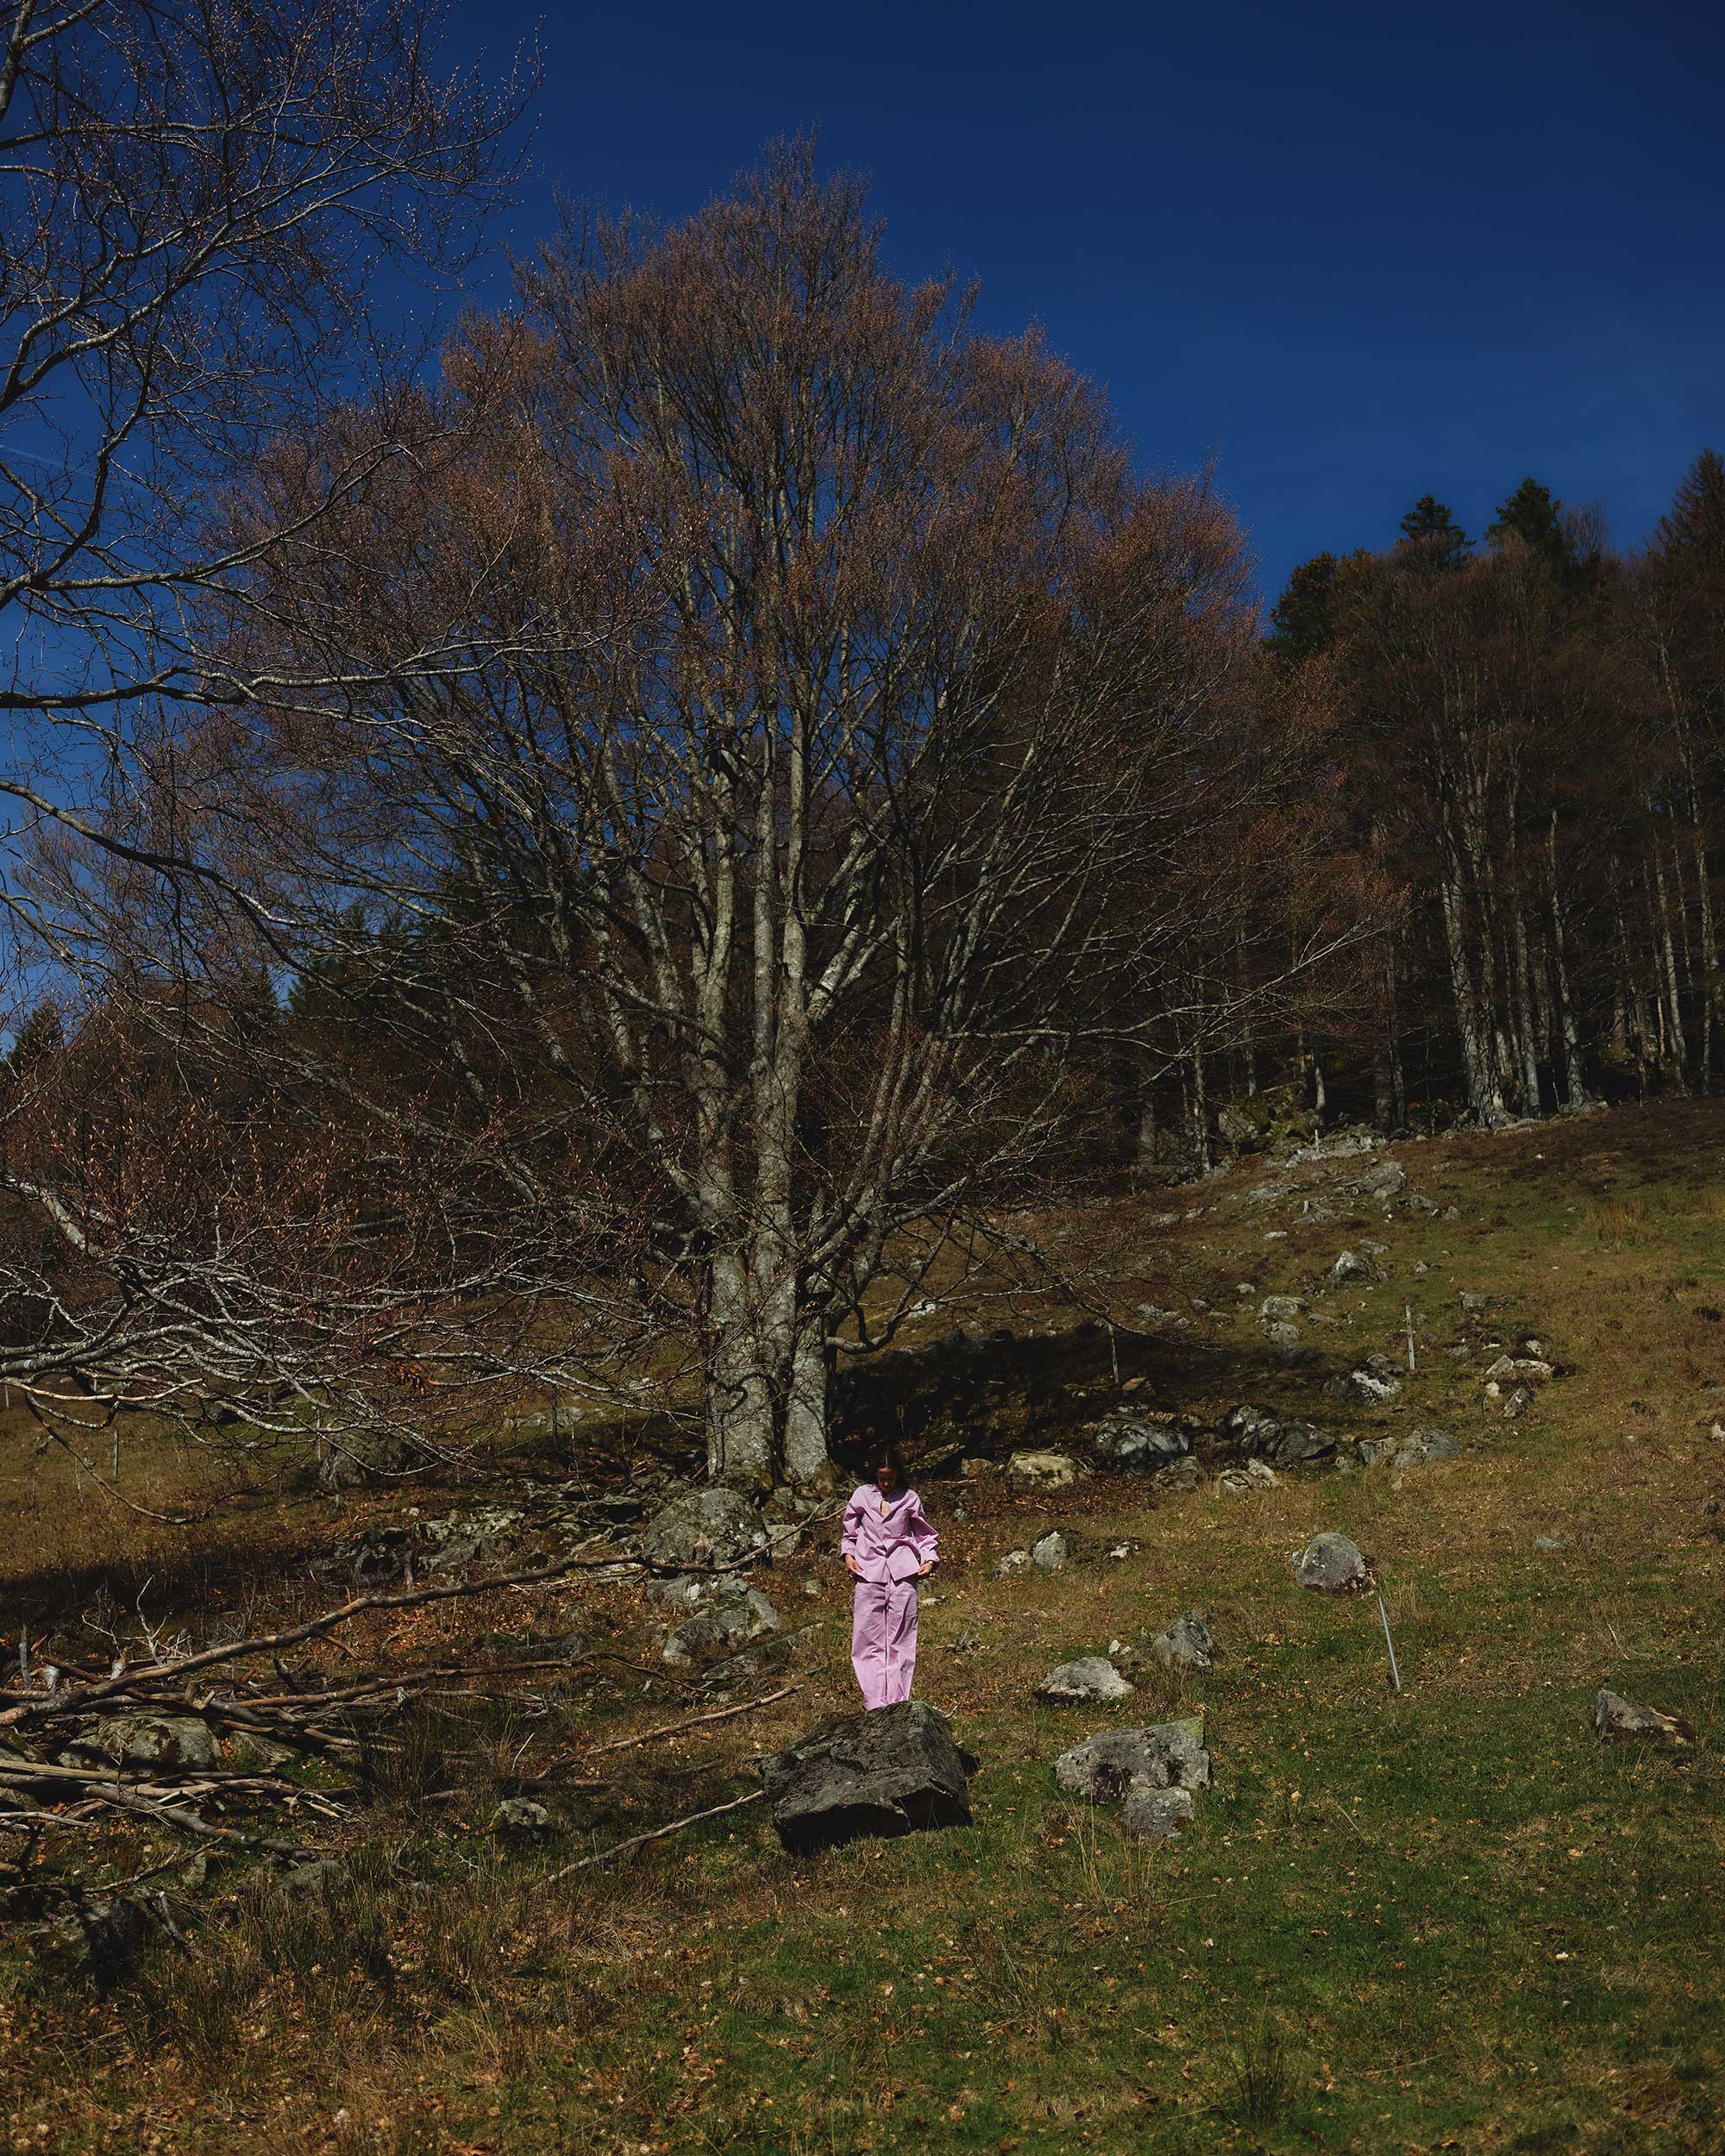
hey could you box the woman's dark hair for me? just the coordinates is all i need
[866,1442,907,1484]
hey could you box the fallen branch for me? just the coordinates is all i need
[0,1541,632,1732]
[551,1787,766,1877]
[583,1685,800,1758]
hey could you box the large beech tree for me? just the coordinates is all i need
[199,149,1276,1487]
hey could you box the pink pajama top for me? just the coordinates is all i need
[841,1486,938,1583]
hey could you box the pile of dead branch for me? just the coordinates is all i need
[0,1536,684,1901]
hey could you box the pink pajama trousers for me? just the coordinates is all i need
[851,1577,919,1708]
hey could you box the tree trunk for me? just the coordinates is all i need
[783,1309,834,1487]
[705,1250,775,1486]
[1440,868,1508,1124]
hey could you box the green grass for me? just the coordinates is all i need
[2,1100,1723,2153]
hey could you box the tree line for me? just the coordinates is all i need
[0,5,1716,1491]
[1246,460,1725,1132]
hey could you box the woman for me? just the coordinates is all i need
[841,1444,938,1708]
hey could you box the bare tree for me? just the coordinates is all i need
[0,0,532,1459]
[176,148,1294,1489]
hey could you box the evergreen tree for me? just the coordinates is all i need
[1653,448,1725,569]
[3,1000,63,1081]
[1396,493,1471,568]
[1486,476,1577,576]
[1266,551,1344,666]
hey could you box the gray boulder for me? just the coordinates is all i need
[1217,1460,1279,1495]
[1005,1450,1081,1491]
[1054,1717,1210,1802]
[316,1429,408,1490]
[1150,1611,1214,1672]
[995,1548,1032,1576]
[1295,1531,1371,1594]
[1120,1786,1195,1843]
[662,1581,781,1666]
[1154,1457,1203,1494]
[1484,1354,1554,1382]
[1093,1416,1191,1471]
[491,1797,554,1843]
[1037,1656,1133,1704]
[1218,1403,1280,1456]
[1264,1420,1335,1465]
[762,1701,975,1852]
[1359,1427,1460,1470]
[1032,1530,1071,1571]
[639,1488,766,1570]
[1594,1689,1694,1747]
[81,1714,220,1771]
[34,1896,154,1983]
[1327,1250,1384,1289]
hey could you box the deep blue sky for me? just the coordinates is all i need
[452,0,1723,608]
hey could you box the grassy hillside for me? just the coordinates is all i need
[3,1100,1722,2153]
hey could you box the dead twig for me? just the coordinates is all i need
[583,1686,800,1758]
[550,1787,766,1878]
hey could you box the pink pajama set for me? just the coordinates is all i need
[842,1485,938,1708]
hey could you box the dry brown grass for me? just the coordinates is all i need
[2,1099,1723,2152]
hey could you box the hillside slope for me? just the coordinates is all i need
[3,1099,1722,2154]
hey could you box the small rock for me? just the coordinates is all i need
[662,1583,781,1665]
[1458,1290,1488,1313]
[1120,1785,1196,1842]
[1534,1534,1563,1551]
[995,1548,1031,1576]
[1327,1249,1384,1288]
[1295,1531,1371,1594]
[1150,1610,1214,1672]
[1259,1294,1305,1322]
[1093,1417,1191,1471]
[1053,1718,1210,1802]
[1037,1656,1134,1704]
[1032,1531,1070,1571]
[1330,1356,1403,1407]
[1154,1457,1203,1494]
[34,1897,153,1983]
[280,1858,348,1897]
[1218,1403,1280,1455]
[491,1797,554,1843]
[1264,1319,1302,1350]
[1005,1450,1080,1492]
[1264,1420,1335,1465]
[1217,1460,1280,1495]
[1484,1354,1554,1382]
[1358,1427,1460,1470]
[1107,1543,1132,1561]
[1502,1383,1534,1420]
[1594,1689,1694,1747]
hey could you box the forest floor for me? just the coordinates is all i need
[1,1097,1722,2154]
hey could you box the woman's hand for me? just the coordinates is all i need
[844,1554,862,1577]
